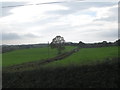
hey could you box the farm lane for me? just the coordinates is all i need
[3,48,80,72]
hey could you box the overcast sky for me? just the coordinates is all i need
[0,0,119,45]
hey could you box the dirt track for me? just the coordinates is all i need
[3,48,80,72]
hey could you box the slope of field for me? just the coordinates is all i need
[2,46,75,67]
[42,46,119,68]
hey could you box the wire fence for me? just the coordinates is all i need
[2,0,84,8]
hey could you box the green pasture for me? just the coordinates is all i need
[2,46,75,67]
[43,46,119,68]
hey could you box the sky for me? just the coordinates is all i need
[0,0,119,45]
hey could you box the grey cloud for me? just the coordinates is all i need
[97,30,118,38]
[94,17,117,22]
[23,33,40,38]
[94,5,118,22]
[2,33,21,40]
[40,24,73,34]
[102,32,118,38]
[27,16,60,26]
[2,33,40,40]
[2,2,27,17]
[46,2,117,15]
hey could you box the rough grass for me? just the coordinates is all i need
[3,58,119,88]
[2,46,75,67]
[42,46,119,68]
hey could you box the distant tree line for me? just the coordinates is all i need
[65,39,120,48]
[2,44,48,53]
[2,39,120,53]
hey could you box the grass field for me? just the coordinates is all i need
[2,46,119,88]
[2,46,75,67]
[42,46,119,68]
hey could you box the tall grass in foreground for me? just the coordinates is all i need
[3,58,119,88]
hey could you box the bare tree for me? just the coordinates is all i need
[50,36,65,54]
